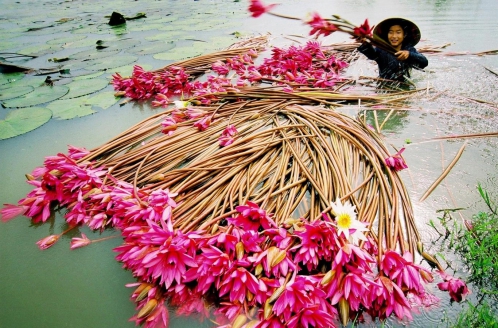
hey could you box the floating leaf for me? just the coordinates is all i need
[2,85,68,108]
[128,23,165,32]
[60,79,109,99]
[112,63,153,77]
[70,48,120,61]
[47,97,95,120]
[0,107,52,140]
[47,34,87,45]
[86,91,119,110]
[18,43,61,56]
[73,71,105,80]
[153,47,202,61]
[145,31,190,41]
[0,72,25,86]
[98,39,141,50]
[0,85,34,101]
[85,55,138,71]
[128,42,175,55]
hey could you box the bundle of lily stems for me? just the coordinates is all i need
[2,30,470,328]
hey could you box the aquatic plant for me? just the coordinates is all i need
[0,4,472,328]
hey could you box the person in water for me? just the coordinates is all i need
[357,18,428,83]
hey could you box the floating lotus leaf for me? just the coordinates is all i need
[73,71,105,80]
[145,31,189,41]
[18,43,61,56]
[63,37,108,49]
[86,91,119,110]
[70,48,120,61]
[109,25,128,36]
[0,107,52,140]
[98,38,141,50]
[112,63,153,77]
[47,97,95,120]
[71,24,104,35]
[47,34,87,46]
[0,85,34,101]
[127,41,175,55]
[60,79,109,99]
[153,47,202,61]
[2,85,68,108]
[0,72,24,86]
[128,23,165,32]
[84,55,138,71]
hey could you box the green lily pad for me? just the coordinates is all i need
[73,71,105,80]
[86,91,119,110]
[112,63,153,77]
[70,48,120,61]
[98,38,141,50]
[128,23,165,32]
[2,85,68,108]
[145,31,190,41]
[0,107,52,140]
[153,47,202,61]
[47,97,95,120]
[0,85,34,101]
[128,41,175,55]
[110,25,128,36]
[85,55,138,71]
[63,37,110,49]
[60,79,109,99]
[47,34,87,45]
[0,72,25,86]
[18,43,61,56]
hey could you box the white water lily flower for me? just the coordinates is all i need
[173,100,190,109]
[330,198,368,244]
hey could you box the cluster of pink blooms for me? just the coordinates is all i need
[1,145,471,327]
[112,41,350,149]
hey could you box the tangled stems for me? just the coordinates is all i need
[1,36,469,327]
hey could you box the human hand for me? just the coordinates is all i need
[395,50,410,61]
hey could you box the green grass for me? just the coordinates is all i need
[436,184,498,327]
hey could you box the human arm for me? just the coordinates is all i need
[396,47,428,69]
[357,41,379,61]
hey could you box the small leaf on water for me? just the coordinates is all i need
[84,55,138,71]
[60,79,109,99]
[0,85,34,101]
[86,91,119,110]
[2,85,69,108]
[47,97,96,120]
[0,72,25,86]
[0,107,52,140]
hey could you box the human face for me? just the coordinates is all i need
[388,25,405,49]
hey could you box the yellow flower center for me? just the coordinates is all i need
[337,213,352,229]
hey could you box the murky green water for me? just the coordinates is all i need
[1,0,497,327]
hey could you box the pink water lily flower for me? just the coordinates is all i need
[219,125,238,147]
[161,117,177,136]
[353,19,373,37]
[36,234,61,250]
[0,204,28,222]
[229,201,277,231]
[248,0,277,18]
[385,147,408,171]
[307,12,338,37]
[437,271,470,302]
[151,93,170,107]
[70,233,91,250]
[193,115,212,131]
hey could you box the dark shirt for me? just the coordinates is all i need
[357,42,428,82]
